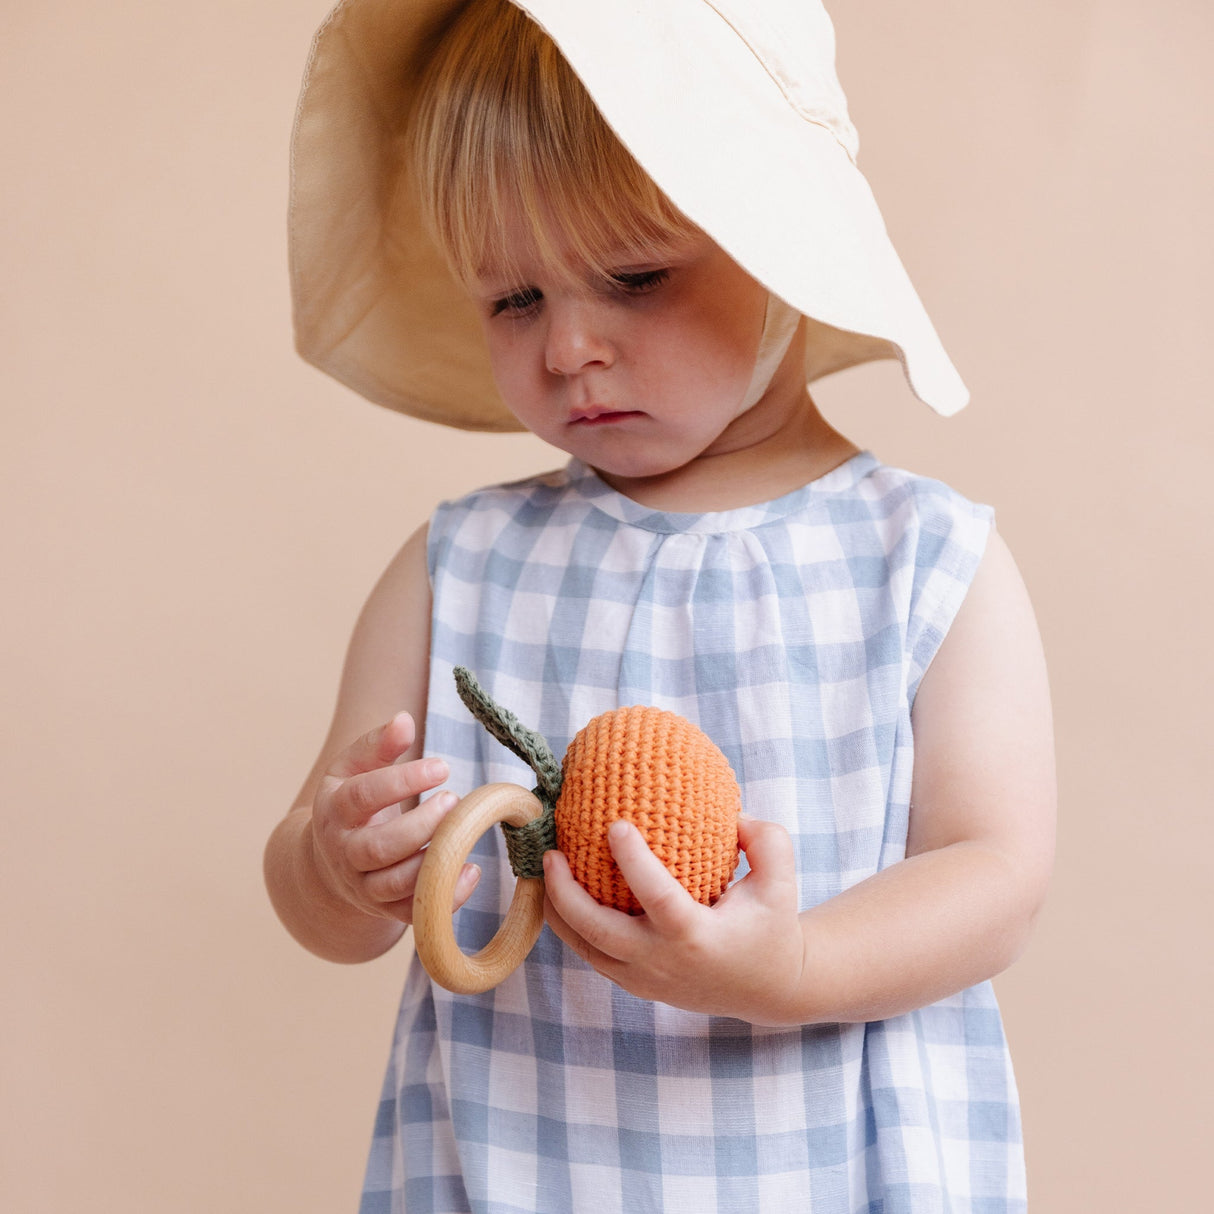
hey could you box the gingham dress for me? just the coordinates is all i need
[360,452,1025,1213]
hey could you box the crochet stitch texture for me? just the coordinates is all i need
[557,706,740,913]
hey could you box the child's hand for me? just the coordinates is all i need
[542,814,808,1025]
[309,712,480,925]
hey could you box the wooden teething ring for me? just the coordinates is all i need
[413,783,546,995]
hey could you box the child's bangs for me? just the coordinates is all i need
[412,0,697,289]
[469,133,696,290]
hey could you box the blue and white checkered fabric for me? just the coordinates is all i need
[360,453,1024,1213]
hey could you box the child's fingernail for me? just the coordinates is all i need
[424,758,449,782]
[431,790,457,812]
[452,864,480,909]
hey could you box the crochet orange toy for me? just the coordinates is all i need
[556,704,740,913]
[412,668,742,993]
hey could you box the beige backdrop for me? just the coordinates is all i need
[4,2,1211,1209]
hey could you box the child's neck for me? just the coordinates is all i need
[595,396,860,513]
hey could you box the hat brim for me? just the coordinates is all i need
[290,0,968,429]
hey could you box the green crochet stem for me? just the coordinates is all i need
[453,667,562,879]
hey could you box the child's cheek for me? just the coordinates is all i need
[483,333,535,403]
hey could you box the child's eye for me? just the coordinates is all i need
[608,268,671,295]
[489,287,542,318]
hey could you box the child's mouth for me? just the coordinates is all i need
[568,407,645,427]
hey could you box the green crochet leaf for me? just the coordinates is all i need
[452,666,563,807]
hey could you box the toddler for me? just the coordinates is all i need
[266,1,1056,1210]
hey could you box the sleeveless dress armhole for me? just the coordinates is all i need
[903,486,994,704]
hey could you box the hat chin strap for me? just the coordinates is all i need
[736,294,803,416]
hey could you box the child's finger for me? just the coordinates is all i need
[452,861,482,910]
[604,820,698,932]
[327,712,418,780]
[369,860,480,920]
[735,815,797,885]
[361,848,427,905]
[542,847,639,963]
[345,790,458,872]
[328,755,450,830]
[542,892,618,973]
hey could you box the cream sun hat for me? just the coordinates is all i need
[289,0,969,431]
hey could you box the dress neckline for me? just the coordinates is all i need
[561,451,879,535]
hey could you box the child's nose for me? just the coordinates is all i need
[544,300,614,376]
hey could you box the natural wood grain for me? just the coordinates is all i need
[413,783,546,994]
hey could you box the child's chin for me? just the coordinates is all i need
[584,450,697,485]
[551,427,707,483]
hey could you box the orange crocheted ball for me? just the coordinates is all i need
[554,706,741,914]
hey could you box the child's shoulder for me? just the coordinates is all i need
[822,454,993,537]
[826,457,995,582]
[852,456,988,515]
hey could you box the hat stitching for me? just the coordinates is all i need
[698,0,858,164]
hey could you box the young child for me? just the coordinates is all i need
[266,1,1055,1210]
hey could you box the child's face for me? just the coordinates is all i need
[471,215,780,483]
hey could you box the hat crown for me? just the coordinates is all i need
[702,0,858,159]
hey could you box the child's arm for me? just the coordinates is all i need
[263,525,478,964]
[542,530,1056,1025]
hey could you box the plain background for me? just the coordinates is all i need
[3,1,1211,1209]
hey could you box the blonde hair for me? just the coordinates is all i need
[410,0,698,287]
